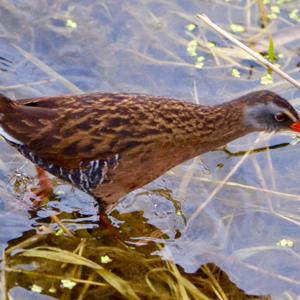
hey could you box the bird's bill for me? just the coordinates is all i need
[290,122,300,132]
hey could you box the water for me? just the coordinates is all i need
[0,0,300,299]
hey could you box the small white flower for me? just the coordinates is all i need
[61,279,77,289]
[260,74,273,85]
[276,238,294,248]
[66,19,77,29]
[186,24,196,32]
[31,284,43,293]
[229,24,245,33]
[100,255,112,264]
[231,68,241,78]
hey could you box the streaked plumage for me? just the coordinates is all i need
[0,90,298,208]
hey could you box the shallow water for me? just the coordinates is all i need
[0,0,300,299]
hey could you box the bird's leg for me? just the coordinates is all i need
[31,167,53,205]
[97,200,113,228]
[96,199,120,238]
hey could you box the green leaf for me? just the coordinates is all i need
[186,23,196,32]
[268,35,275,62]
[20,247,139,300]
[66,19,77,29]
[260,73,273,85]
[289,9,300,22]
[229,23,245,33]
[231,68,241,78]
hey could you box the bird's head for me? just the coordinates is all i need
[241,90,300,133]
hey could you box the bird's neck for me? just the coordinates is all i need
[201,102,252,149]
[172,101,253,161]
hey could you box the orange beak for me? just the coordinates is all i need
[290,122,300,132]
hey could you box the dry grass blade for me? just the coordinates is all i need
[77,273,97,300]
[201,265,229,300]
[257,0,268,28]
[250,154,274,210]
[1,251,7,300]
[19,246,139,300]
[191,175,300,202]
[185,132,273,230]
[12,44,83,94]
[145,262,211,300]
[4,268,108,287]
[51,214,75,238]
[231,246,300,261]
[177,157,202,200]
[5,234,48,256]
[151,245,211,300]
[197,14,300,89]
[242,261,300,287]
[0,79,56,91]
[166,261,195,300]
[167,265,211,300]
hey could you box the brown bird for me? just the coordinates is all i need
[0,90,299,210]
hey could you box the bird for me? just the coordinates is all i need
[0,90,299,211]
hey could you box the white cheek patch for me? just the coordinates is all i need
[283,108,298,122]
[0,127,23,145]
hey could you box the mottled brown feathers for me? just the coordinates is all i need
[0,90,296,206]
[3,92,241,167]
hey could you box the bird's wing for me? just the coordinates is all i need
[1,93,172,169]
[1,94,125,168]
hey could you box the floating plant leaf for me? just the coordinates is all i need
[207,42,216,48]
[260,73,273,85]
[66,19,77,29]
[61,279,77,289]
[289,9,300,22]
[100,255,112,264]
[186,40,198,56]
[231,68,241,78]
[31,284,43,293]
[195,56,205,69]
[186,23,196,32]
[276,238,294,248]
[229,23,245,33]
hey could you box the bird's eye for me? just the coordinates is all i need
[274,112,287,122]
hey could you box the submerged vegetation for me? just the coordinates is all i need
[4,215,272,300]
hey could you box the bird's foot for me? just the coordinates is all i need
[30,167,54,206]
[98,212,120,239]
